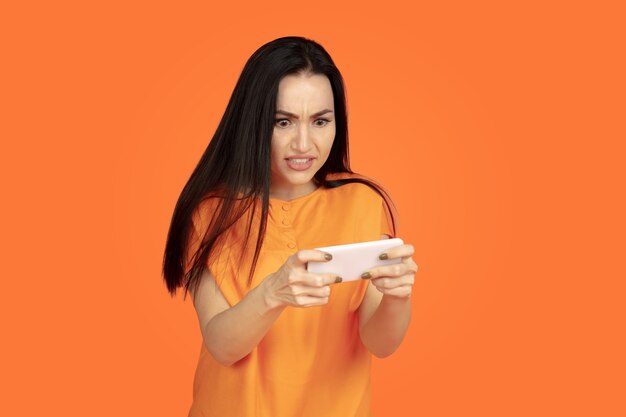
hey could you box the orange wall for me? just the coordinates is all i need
[2,1,624,416]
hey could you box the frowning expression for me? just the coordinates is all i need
[269,72,336,198]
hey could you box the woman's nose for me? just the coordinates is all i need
[291,124,313,152]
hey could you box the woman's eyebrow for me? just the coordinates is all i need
[275,109,334,118]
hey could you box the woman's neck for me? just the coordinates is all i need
[269,181,319,201]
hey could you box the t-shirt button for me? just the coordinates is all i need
[282,204,290,211]
[287,242,296,249]
[281,219,290,226]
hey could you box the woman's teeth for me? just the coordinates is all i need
[288,158,311,164]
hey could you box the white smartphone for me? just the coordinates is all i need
[306,238,404,282]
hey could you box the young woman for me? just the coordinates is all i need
[163,36,418,417]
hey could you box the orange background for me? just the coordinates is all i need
[2,1,624,416]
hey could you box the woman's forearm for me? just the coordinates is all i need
[203,282,286,367]
[360,295,412,358]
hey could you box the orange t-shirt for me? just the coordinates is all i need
[187,177,394,417]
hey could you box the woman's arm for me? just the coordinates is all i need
[190,250,338,367]
[191,268,286,367]
[358,284,412,358]
[357,234,415,358]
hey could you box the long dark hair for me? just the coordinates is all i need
[162,36,398,301]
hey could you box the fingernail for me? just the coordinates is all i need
[324,253,332,261]
[379,253,388,260]
[334,276,343,283]
[361,272,371,279]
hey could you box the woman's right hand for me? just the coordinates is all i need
[261,250,342,309]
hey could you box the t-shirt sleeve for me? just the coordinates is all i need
[185,196,242,307]
[185,196,223,275]
[380,198,394,238]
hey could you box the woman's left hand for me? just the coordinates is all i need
[361,244,418,299]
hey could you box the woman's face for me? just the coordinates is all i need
[269,72,336,199]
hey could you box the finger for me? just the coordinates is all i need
[378,243,414,261]
[371,275,415,290]
[403,257,419,272]
[290,271,342,286]
[375,286,412,298]
[288,284,331,298]
[361,263,414,280]
[294,295,329,307]
[290,249,333,268]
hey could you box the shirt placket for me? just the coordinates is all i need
[279,202,298,250]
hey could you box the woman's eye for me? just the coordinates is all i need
[275,119,290,128]
[275,118,331,128]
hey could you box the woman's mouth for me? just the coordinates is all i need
[285,158,315,171]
